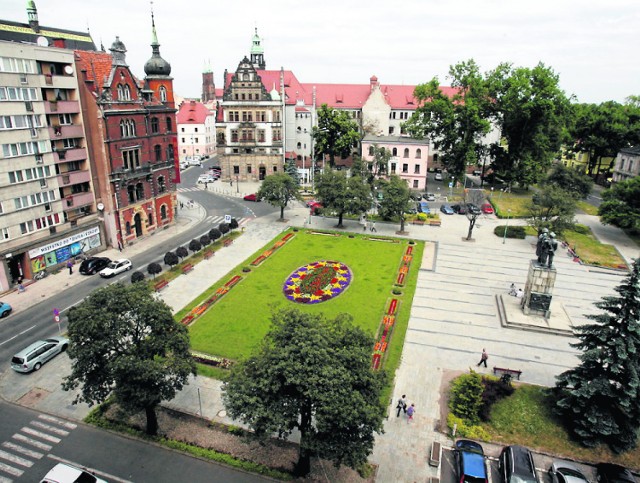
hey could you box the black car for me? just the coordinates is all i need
[452,204,468,214]
[79,257,111,275]
[499,445,539,483]
[596,463,637,483]
[466,203,482,215]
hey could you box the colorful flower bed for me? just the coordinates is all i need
[180,274,243,325]
[396,246,413,285]
[250,232,295,266]
[190,351,234,369]
[283,260,352,304]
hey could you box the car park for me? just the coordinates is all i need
[0,300,11,318]
[499,445,540,483]
[244,193,259,202]
[466,203,482,215]
[440,204,454,215]
[454,440,488,483]
[596,463,637,483]
[79,257,111,275]
[417,201,431,214]
[549,461,590,483]
[40,462,107,483]
[99,259,132,278]
[481,203,494,214]
[452,204,467,214]
[11,336,69,373]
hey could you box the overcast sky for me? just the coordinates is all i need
[5,0,638,104]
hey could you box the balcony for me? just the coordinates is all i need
[109,164,153,182]
[57,170,91,187]
[49,124,84,139]
[64,191,94,209]
[42,74,77,89]
[54,147,87,164]
[45,100,80,115]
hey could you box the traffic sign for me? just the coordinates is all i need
[54,315,60,323]
[224,214,231,223]
[53,308,60,316]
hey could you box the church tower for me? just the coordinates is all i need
[250,27,265,70]
[26,0,40,32]
[201,61,215,102]
[143,8,174,107]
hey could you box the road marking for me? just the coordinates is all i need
[38,414,77,430]
[0,462,22,477]
[1,442,42,459]
[0,449,32,467]
[47,454,134,483]
[30,421,69,436]
[0,325,37,347]
[20,427,60,444]
[0,474,14,483]
[12,434,52,451]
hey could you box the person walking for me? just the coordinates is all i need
[396,394,407,417]
[371,220,377,232]
[66,259,73,275]
[477,348,488,367]
[407,403,415,422]
[204,181,208,190]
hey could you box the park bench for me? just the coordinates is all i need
[223,238,233,248]
[428,219,442,227]
[182,263,194,274]
[493,366,522,380]
[412,220,425,226]
[154,279,169,292]
[204,250,214,260]
[428,441,441,467]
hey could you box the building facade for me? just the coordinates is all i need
[176,100,216,160]
[361,135,429,190]
[612,146,640,183]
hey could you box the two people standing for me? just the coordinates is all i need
[396,394,416,422]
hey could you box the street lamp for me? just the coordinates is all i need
[502,209,512,244]
[236,175,239,193]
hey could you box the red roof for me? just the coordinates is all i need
[177,100,211,124]
[74,50,113,91]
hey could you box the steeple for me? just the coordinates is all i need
[144,6,171,76]
[202,60,215,103]
[26,0,39,32]
[250,27,265,70]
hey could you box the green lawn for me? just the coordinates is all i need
[491,193,533,218]
[185,229,423,373]
[562,225,627,268]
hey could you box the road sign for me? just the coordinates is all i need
[448,182,453,188]
[224,214,231,223]
[53,308,60,316]
[54,315,60,323]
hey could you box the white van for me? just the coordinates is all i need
[187,155,202,167]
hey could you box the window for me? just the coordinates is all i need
[181,127,185,132]
[392,148,398,157]
[154,144,162,161]
[368,146,374,156]
[402,163,408,173]
[151,117,159,133]
[414,164,420,174]
[0,87,37,102]
[233,165,239,175]
[0,56,36,73]
[160,204,167,220]
[122,148,140,170]
[127,185,135,203]
[413,180,419,188]
[391,163,396,174]
[247,165,252,174]
[389,127,395,135]
[1,228,8,240]
[166,144,174,160]
[58,113,72,125]
[125,221,131,235]
[404,148,409,158]
[158,176,166,193]
[117,84,124,100]
[166,117,172,132]
[258,129,265,142]
[273,166,277,172]
[416,148,422,159]
[297,142,301,149]
[135,183,144,200]
[194,127,198,133]
[62,138,76,149]
[159,86,167,102]
[124,84,131,100]
[231,130,238,142]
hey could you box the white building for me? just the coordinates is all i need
[176,99,216,160]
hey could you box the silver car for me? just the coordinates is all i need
[11,337,69,373]
[549,461,590,483]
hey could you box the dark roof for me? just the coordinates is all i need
[620,146,640,156]
[0,19,96,51]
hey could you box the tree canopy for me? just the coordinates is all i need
[554,259,640,453]
[222,308,386,476]
[599,176,640,234]
[527,185,577,236]
[312,104,360,168]
[545,163,593,199]
[62,282,196,435]
[257,172,301,220]
[316,170,370,227]
[378,175,412,232]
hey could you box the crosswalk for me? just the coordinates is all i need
[0,414,77,481]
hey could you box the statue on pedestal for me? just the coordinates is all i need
[536,228,549,264]
[539,232,558,268]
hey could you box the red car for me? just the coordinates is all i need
[243,193,259,202]
[308,201,323,214]
[481,203,494,214]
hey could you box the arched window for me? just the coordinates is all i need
[148,213,153,226]
[125,221,131,235]
[416,148,422,159]
[368,146,374,156]
[160,204,167,220]
[129,119,136,136]
[392,148,398,157]
[120,120,126,137]
[127,185,135,203]
[154,144,162,161]
[151,117,159,133]
[297,142,301,149]
[166,144,174,161]
[217,132,225,144]
[159,86,167,102]
[124,84,131,100]
[166,117,172,132]
[158,176,166,193]
[404,148,409,158]
[117,84,124,100]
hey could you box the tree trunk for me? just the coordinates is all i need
[337,212,344,228]
[280,206,285,220]
[295,405,312,476]
[466,216,477,240]
[400,217,405,232]
[145,405,158,435]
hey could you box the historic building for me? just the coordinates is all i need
[75,14,178,250]
[0,2,101,291]
[612,146,640,184]
[176,100,216,160]
[361,135,429,190]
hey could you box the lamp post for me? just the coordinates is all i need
[236,175,239,193]
[502,209,512,244]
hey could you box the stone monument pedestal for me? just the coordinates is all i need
[522,259,556,318]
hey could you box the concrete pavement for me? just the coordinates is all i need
[1,182,637,482]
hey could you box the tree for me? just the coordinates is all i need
[229,218,239,230]
[256,172,301,221]
[312,104,360,168]
[284,157,300,185]
[553,259,640,452]
[362,145,391,192]
[62,282,196,435]
[130,271,145,284]
[147,262,162,279]
[599,176,640,234]
[486,62,572,188]
[378,175,412,232]
[528,185,577,235]
[176,246,188,260]
[218,222,230,235]
[222,308,386,476]
[545,163,593,199]
[316,171,370,228]
[404,59,492,181]
[188,239,202,253]
[208,228,222,242]
[463,189,486,240]
[163,251,179,268]
[199,234,211,247]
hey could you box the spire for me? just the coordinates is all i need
[144,2,171,76]
[250,27,265,70]
[27,0,39,32]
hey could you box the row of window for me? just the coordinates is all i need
[0,86,38,102]
[2,140,49,158]
[115,83,168,102]
[389,163,422,174]
[1,212,63,241]
[0,57,36,74]
[8,165,52,184]
[119,117,173,138]
[367,146,423,158]
[390,112,411,120]
[227,111,271,122]
[231,165,279,175]
[14,189,56,210]
[0,114,42,130]
[121,145,174,169]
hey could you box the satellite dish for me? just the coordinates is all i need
[36,36,48,46]
[64,65,74,75]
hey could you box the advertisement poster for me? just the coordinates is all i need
[44,251,58,266]
[55,246,71,263]
[31,255,46,273]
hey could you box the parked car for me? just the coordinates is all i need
[187,156,202,167]
[308,201,323,214]
[79,257,111,275]
[99,259,132,278]
[481,203,494,214]
[0,300,11,318]
[305,199,319,207]
[466,203,482,215]
[40,462,107,483]
[549,461,590,483]
[244,193,259,202]
[499,445,540,483]
[179,161,189,170]
[405,207,418,215]
[417,201,430,214]
[197,174,216,184]
[409,193,422,201]
[440,204,454,215]
[11,336,69,373]
[434,173,443,181]
[425,193,436,201]
[452,204,468,214]
[596,463,637,483]
[454,440,488,483]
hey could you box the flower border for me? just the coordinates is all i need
[283,260,352,304]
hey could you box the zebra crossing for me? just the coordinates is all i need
[202,215,251,226]
[0,414,76,481]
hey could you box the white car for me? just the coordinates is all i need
[179,161,189,170]
[41,462,107,483]
[434,173,443,181]
[197,174,216,184]
[99,259,132,278]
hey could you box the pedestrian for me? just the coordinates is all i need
[180,201,184,209]
[396,394,407,417]
[516,288,524,298]
[509,283,517,296]
[66,259,73,275]
[363,218,367,232]
[117,240,123,252]
[230,180,233,187]
[371,220,377,232]
[477,348,488,368]
[407,403,415,422]
[204,181,208,190]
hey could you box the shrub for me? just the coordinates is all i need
[479,376,515,421]
[163,251,179,267]
[147,262,162,279]
[130,271,145,284]
[572,224,590,235]
[219,222,230,235]
[176,246,188,259]
[242,267,251,273]
[447,413,491,441]
[494,225,526,239]
[189,239,202,253]
[417,212,428,221]
[229,218,239,230]
[209,228,222,242]
[200,235,211,247]
[449,371,484,425]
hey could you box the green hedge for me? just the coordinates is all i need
[494,225,527,239]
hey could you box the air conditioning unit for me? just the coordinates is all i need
[25,101,33,112]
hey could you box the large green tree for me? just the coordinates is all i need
[545,163,593,199]
[528,184,577,235]
[599,176,640,233]
[404,59,492,180]
[284,157,300,185]
[62,282,196,435]
[554,259,640,453]
[222,308,386,476]
[312,104,360,168]
[378,175,412,232]
[316,170,370,228]
[257,172,301,221]
[486,62,571,188]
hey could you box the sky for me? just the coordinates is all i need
[4,0,639,104]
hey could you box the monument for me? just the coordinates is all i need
[522,230,558,318]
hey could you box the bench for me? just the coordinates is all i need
[493,366,522,380]
[154,280,169,292]
[223,238,233,247]
[412,220,425,225]
[429,220,442,227]
[429,441,441,467]
[182,263,194,274]
[204,250,214,260]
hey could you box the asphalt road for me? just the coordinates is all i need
[0,401,269,482]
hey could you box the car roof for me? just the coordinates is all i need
[41,462,106,483]
[508,446,536,477]
[597,464,636,483]
[457,441,485,478]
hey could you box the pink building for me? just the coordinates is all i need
[362,135,429,191]
[176,100,216,160]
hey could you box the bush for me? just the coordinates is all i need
[209,228,222,242]
[163,251,179,267]
[219,222,230,235]
[447,413,491,441]
[189,239,202,253]
[417,212,428,221]
[229,218,239,230]
[494,225,526,239]
[200,235,211,247]
[147,262,162,279]
[242,267,251,273]
[176,246,188,259]
[479,376,515,421]
[449,371,484,425]
[572,224,590,235]
[130,271,145,284]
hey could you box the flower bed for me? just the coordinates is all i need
[250,233,295,266]
[190,351,234,369]
[283,261,352,304]
[179,274,243,325]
